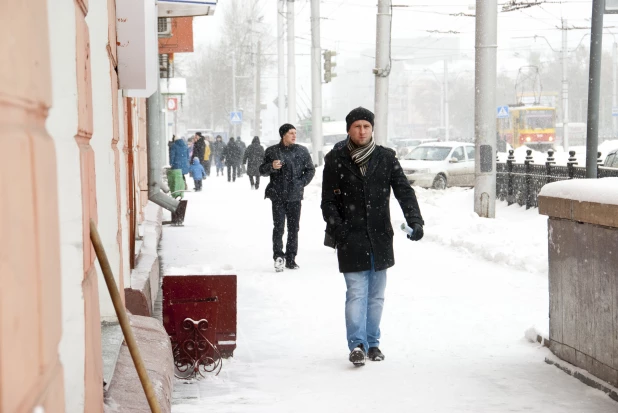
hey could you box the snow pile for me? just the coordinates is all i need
[539,177,618,205]
[394,187,549,275]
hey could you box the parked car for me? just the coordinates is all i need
[603,148,618,168]
[399,142,475,189]
[395,138,439,158]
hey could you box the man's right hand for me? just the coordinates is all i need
[272,160,283,170]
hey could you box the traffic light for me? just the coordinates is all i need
[323,50,337,83]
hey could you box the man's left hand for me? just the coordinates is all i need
[407,223,424,241]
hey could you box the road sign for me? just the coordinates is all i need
[230,111,242,124]
[166,97,178,111]
[497,105,509,119]
[613,107,618,117]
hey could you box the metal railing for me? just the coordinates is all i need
[496,149,618,209]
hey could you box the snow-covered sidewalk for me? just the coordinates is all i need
[162,172,617,412]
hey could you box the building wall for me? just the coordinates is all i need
[87,0,126,321]
[46,0,86,411]
[0,1,65,412]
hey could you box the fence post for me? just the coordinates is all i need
[567,150,577,179]
[597,151,603,178]
[507,149,515,206]
[524,149,533,209]
[546,149,555,186]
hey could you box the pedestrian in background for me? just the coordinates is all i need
[168,137,190,199]
[237,136,247,177]
[212,135,225,177]
[243,136,265,190]
[203,137,212,177]
[260,124,315,272]
[222,137,242,182]
[188,157,206,192]
[321,107,424,366]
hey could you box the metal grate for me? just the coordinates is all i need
[158,17,169,33]
[159,54,174,79]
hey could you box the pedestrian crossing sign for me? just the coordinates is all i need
[230,111,243,124]
[497,106,509,119]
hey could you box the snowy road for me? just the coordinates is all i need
[162,171,617,412]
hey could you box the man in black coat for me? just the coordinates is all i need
[259,124,315,272]
[222,137,242,182]
[321,107,424,366]
[243,136,265,189]
[193,133,207,175]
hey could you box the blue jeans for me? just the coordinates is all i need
[343,257,387,352]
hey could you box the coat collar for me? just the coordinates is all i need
[337,144,384,179]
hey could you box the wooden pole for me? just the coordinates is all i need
[89,219,162,413]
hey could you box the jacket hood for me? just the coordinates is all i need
[174,139,188,149]
[192,158,200,165]
[252,137,260,144]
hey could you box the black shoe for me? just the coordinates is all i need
[285,259,299,269]
[349,344,366,366]
[367,347,385,361]
[255,185,259,190]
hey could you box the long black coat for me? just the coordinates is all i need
[243,142,265,176]
[193,137,206,161]
[222,141,242,165]
[321,144,424,273]
[259,142,315,202]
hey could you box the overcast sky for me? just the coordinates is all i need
[189,0,618,135]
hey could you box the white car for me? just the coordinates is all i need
[399,142,476,189]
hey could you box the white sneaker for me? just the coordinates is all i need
[274,257,284,272]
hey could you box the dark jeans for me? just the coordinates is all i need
[202,160,211,177]
[249,175,260,188]
[227,164,237,182]
[193,178,202,191]
[272,201,302,261]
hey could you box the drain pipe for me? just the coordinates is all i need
[147,86,179,212]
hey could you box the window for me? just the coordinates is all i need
[465,146,475,161]
[612,155,618,168]
[605,154,615,167]
[452,147,465,161]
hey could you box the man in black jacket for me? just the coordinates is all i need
[260,124,315,272]
[321,107,424,366]
[222,137,242,182]
[193,133,207,175]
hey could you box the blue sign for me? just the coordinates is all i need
[613,107,618,117]
[230,111,243,124]
[497,105,509,119]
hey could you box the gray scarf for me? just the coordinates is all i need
[347,137,376,176]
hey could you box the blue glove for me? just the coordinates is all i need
[407,223,424,241]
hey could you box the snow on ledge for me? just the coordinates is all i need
[539,178,618,205]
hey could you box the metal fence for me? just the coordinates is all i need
[496,149,618,209]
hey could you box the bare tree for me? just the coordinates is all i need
[177,0,272,134]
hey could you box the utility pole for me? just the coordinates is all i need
[287,0,296,124]
[254,41,262,137]
[612,38,618,138]
[373,0,392,146]
[585,0,605,179]
[474,0,497,218]
[232,51,238,139]
[444,59,450,140]
[310,0,323,165]
[562,19,570,151]
[278,0,286,127]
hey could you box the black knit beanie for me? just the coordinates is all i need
[346,107,374,131]
[279,123,296,138]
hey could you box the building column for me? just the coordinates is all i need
[0,1,65,412]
